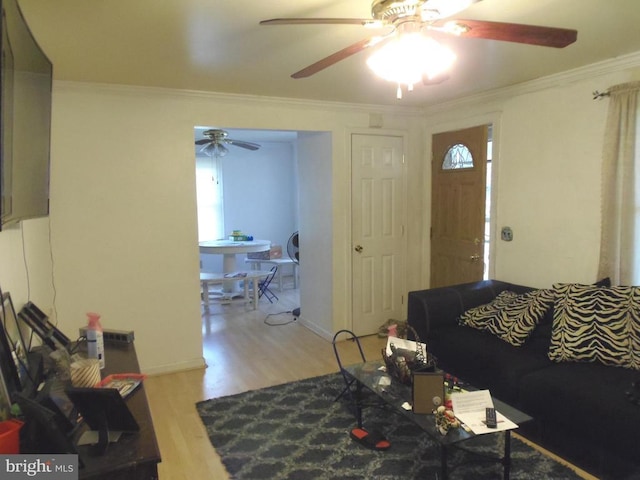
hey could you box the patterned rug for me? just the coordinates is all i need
[196,373,584,480]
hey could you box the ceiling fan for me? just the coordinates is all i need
[195,129,261,158]
[260,0,577,89]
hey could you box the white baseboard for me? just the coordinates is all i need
[298,317,333,342]
[143,356,206,376]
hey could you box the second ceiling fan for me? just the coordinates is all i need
[260,0,577,91]
[196,129,261,158]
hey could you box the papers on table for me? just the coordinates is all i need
[450,389,518,435]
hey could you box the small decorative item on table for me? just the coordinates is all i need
[229,230,252,241]
[97,373,146,398]
[444,373,464,409]
[433,405,460,435]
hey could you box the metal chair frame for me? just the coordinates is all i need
[258,266,278,303]
[332,329,366,402]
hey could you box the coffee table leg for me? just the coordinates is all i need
[503,431,511,480]
[440,445,448,480]
[355,382,364,428]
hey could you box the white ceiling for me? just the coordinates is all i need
[18,0,640,108]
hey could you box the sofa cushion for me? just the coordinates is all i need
[548,283,640,370]
[458,289,554,347]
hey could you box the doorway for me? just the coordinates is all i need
[195,127,299,274]
[430,125,491,288]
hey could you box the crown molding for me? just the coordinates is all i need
[54,49,640,118]
[422,50,640,115]
[54,80,424,117]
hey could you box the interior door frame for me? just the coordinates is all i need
[425,114,501,285]
[346,127,409,333]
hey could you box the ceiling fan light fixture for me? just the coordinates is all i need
[204,142,229,158]
[366,32,456,91]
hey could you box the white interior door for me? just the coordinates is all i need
[351,133,406,336]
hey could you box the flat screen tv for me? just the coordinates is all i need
[0,290,30,391]
[0,0,52,229]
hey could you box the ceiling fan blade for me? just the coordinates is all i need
[440,19,577,48]
[291,36,385,79]
[227,139,261,151]
[195,139,212,145]
[260,18,379,27]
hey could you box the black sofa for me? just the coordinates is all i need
[407,279,640,478]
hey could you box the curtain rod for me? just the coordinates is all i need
[593,90,610,100]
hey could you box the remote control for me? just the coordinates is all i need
[485,407,497,428]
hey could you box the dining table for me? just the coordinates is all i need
[199,239,270,295]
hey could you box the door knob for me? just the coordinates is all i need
[354,245,363,253]
[469,254,481,262]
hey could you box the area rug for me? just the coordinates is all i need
[196,373,584,480]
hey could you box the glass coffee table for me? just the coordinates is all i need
[343,361,532,480]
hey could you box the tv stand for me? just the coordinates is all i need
[20,342,160,478]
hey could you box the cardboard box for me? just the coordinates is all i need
[247,245,282,260]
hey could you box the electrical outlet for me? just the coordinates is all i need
[501,226,513,242]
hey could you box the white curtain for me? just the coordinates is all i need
[597,81,640,285]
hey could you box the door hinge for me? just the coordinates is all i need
[401,294,404,305]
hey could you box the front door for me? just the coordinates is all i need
[431,125,488,288]
[351,133,406,336]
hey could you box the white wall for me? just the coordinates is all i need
[494,80,606,286]
[223,141,297,249]
[0,217,53,310]
[0,83,424,373]
[297,132,333,338]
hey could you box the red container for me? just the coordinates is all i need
[0,419,23,454]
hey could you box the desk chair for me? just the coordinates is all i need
[258,266,278,303]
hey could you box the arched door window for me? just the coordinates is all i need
[442,143,474,170]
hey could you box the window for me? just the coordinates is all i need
[195,156,224,242]
[442,143,474,170]
[484,138,492,279]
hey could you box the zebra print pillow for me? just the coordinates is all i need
[548,283,640,369]
[459,289,555,347]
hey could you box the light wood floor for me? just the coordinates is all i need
[143,286,598,480]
